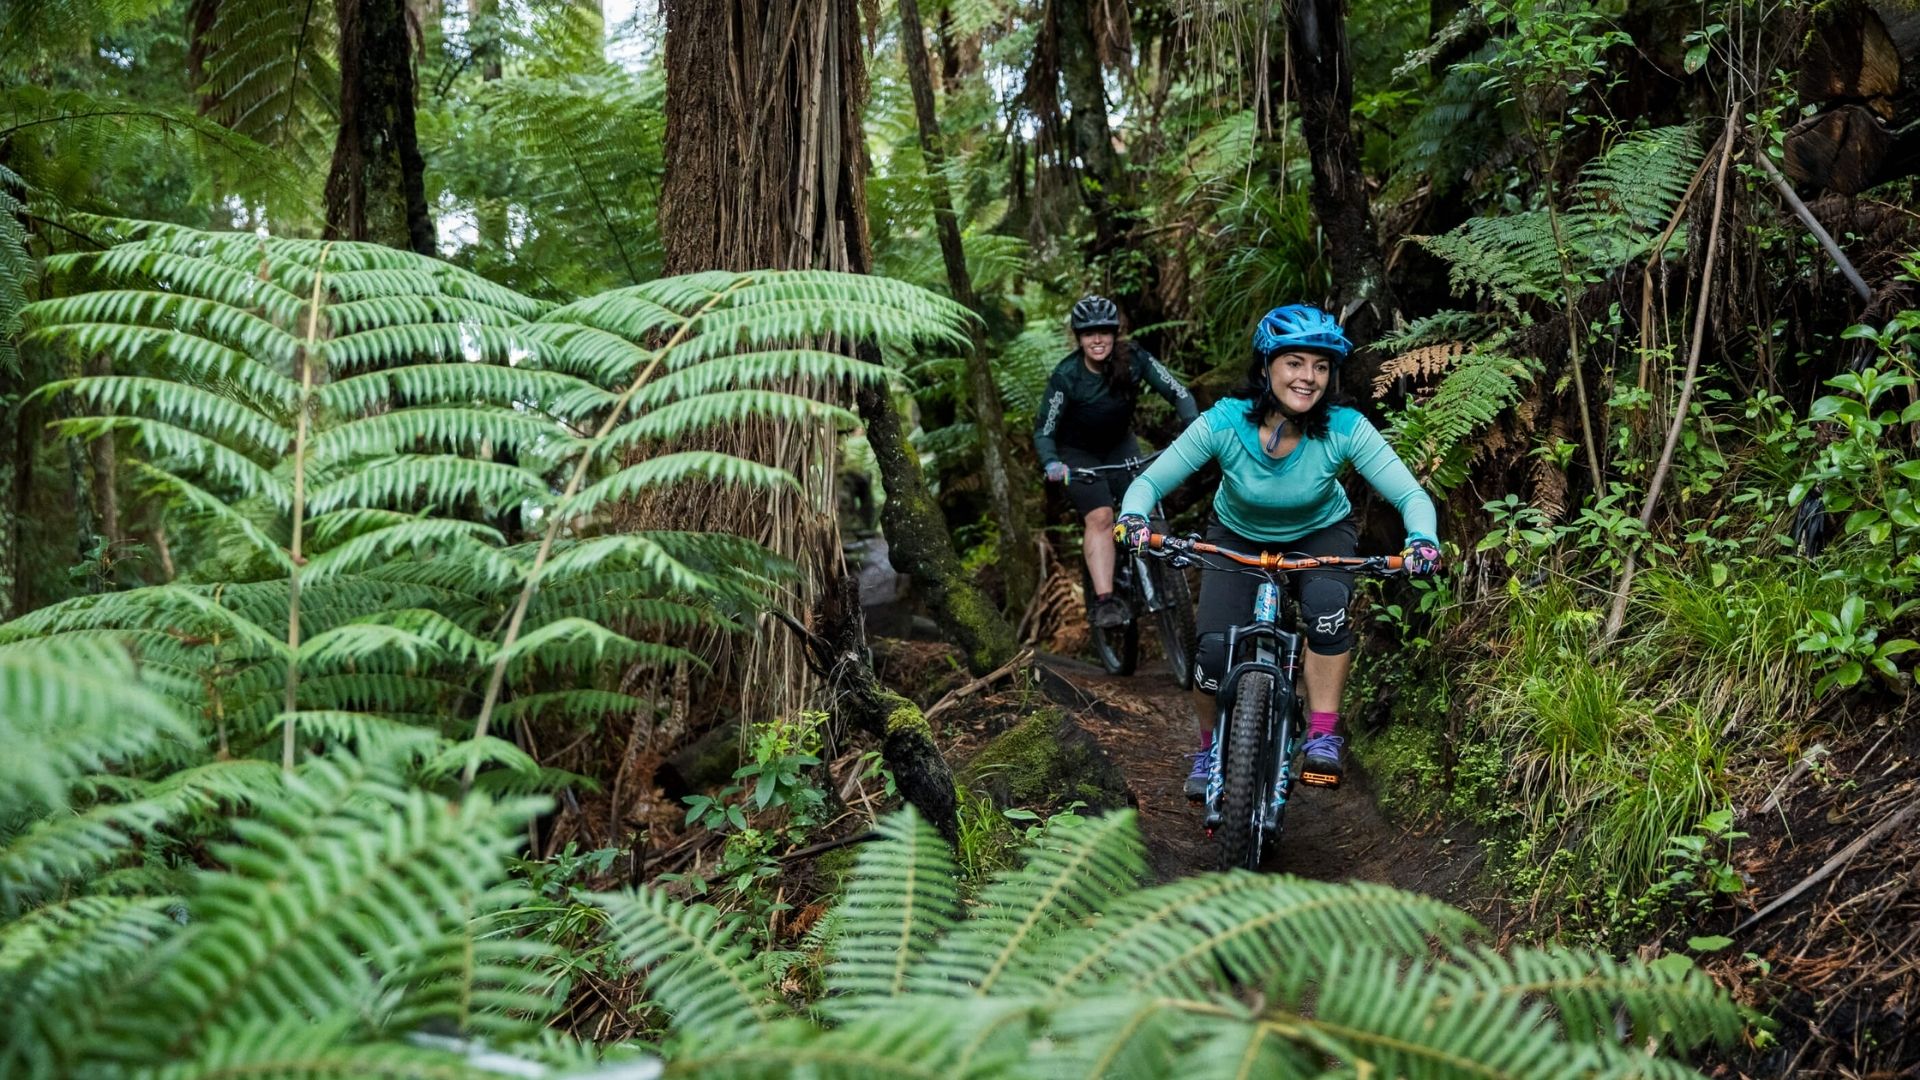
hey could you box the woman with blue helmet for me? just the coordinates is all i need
[1115,304,1442,794]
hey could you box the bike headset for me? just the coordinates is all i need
[1248,305,1350,451]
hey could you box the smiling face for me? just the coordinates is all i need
[1078,330,1117,364]
[1265,350,1332,416]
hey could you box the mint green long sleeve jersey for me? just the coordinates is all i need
[1120,399,1439,546]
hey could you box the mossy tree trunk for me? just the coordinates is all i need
[855,371,1019,675]
[804,576,960,843]
[323,0,435,255]
[897,0,1035,613]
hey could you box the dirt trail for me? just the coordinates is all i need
[1039,653,1484,901]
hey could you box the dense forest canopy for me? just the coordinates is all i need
[3,0,1918,1075]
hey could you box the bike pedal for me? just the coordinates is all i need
[1300,771,1343,789]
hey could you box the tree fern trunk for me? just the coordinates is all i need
[323,0,435,255]
[1283,0,1395,389]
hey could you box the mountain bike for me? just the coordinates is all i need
[1144,533,1404,870]
[1067,454,1197,687]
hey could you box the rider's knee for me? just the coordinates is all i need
[1194,632,1228,693]
[1300,576,1354,655]
[1086,505,1116,529]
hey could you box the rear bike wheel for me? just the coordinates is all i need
[1216,670,1271,871]
[1147,558,1197,689]
[1083,565,1139,675]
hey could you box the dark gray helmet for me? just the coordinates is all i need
[1070,295,1121,333]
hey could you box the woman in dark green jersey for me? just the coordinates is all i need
[1035,295,1199,628]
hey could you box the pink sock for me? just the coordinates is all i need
[1309,711,1339,738]
[1198,729,1213,751]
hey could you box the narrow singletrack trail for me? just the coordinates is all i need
[1039,653,1484,900]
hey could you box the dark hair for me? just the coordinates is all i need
[1228,348,1344,439]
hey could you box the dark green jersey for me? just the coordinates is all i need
[1033,346,1198,465]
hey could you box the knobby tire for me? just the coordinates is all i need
[1218,670,1271,871]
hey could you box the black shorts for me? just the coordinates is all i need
[1059,437,1141,519]
[1192,516,1359,692]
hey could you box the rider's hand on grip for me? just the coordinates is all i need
[1045,461,1069,483]
[1115,513,1151,552]
[1402,539,1442,576]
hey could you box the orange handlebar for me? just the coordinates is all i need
[1147,533,1405,572]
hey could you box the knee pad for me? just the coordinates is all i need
[1194,632,1228,693]
[1300,576,1354,655]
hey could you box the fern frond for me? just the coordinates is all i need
[594,887,782,1039]
[305,454,547,516]
[914,811,1147,996]
[1443,945,1744,1051]
[824,807,961,1014]
[603,391,861,448]
[0,639,195,817]
[555,451,797,519]
[1028,872,1477,1001]
[119,764,545,1059]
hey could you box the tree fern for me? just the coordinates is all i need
[15,222,970,779]
[1389,347,1538,490]
[1420,125,1701,311]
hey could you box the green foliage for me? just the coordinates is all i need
[1421,126,1702,310]
[1390,347,1536,489]
[593,806,1742,1076]
[11,221,970,776]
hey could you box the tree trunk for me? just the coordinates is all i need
[1284,0,1394,391]
[936,8,981,92]
[0,371,18,620]
[323,0,435,254]
[856,373,1018,674]
[1053,0,1166,341]
[897,0,1035,612]
[656,0,1017,690]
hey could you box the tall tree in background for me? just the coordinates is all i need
[1284,0,1395,390]
[656,0,1016,695]
[324,0,434,253]
[897,0,1036,611]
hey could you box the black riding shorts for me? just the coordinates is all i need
[1192,516,1359,693]
[1058,436,1141,520]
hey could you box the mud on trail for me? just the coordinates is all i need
[1032,653,1484,898]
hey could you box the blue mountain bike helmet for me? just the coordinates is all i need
[1252,304,1351,359]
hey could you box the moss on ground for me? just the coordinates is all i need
[958,707,1129,813]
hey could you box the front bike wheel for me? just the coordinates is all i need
[1084,565,1139,676]
[1148,558,1197,690]
[1217,670,1271,871]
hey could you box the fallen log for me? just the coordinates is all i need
[775,576,961,844]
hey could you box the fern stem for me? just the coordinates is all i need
[283,244,332,771]
[1603,110,1739,644]
[463,277,751,790]
[1542,186,1605,495]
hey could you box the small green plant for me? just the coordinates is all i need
[1795,594,1916,694]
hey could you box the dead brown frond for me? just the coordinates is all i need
[1373,342,1470,398]
[1530,411,1572,522]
